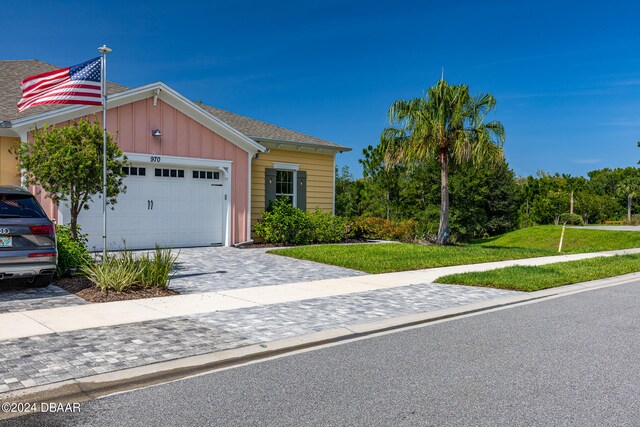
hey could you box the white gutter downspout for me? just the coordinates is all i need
[17,130,28,188]
[220,166,232,246]
[332,153,336,215]
[247,151,253,242]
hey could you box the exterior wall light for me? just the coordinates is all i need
[152,129,162,137]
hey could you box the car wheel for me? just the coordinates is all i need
[26,274,54,288]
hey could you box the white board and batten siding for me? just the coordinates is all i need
[58,153,232,251]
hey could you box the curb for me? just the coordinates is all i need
[1,272,639,419]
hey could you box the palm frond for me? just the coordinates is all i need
[381,79,504,168]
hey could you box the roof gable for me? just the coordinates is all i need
[10,82,266,154]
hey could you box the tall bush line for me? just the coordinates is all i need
[254,198,424,245]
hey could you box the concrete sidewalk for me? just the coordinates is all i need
[3,247,639,341]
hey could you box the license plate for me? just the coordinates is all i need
[0,237,12,248]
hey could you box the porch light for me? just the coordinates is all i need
[152,129,162,137]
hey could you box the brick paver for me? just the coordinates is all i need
[0,284,86,314]
[0,282,517,392]
[170,247,365,293]
[0,246,364,313]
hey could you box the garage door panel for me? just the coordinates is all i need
[77,164,225,250]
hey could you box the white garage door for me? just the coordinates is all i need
[76,164,226,250]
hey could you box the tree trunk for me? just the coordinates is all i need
[570,191,574,215]
[436,155,450,245]
[70,201,80,241]
[628,193,633,222]
[386,189,390,220]
[70,212,78,240]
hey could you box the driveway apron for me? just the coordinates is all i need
[170,247,366,293]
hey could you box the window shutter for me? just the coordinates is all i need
[265,168,277,209]
[296,170,307,211]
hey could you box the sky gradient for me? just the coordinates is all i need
[2,1,639,177]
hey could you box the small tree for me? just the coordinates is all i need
[16,117,128,240]
[335,165,363,218]
[360,145,404,220]
[381,80,505,244]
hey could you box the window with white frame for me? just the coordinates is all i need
[275,170,296,205]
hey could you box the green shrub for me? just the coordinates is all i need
[254,198,348,245]
[309,209,348,243]
[81,245,178,292]
[254,198,312,245]
[81,255,141,292]
[139,246,178,289]
[394,219,419,242]
[255,204,426,245]
[350,217,393,240]
[56,225,91,277]
[348,216,419,242]
[559,213,585,226]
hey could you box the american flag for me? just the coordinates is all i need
[17,57,102,112]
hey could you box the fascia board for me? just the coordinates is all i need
[258,138,352,155]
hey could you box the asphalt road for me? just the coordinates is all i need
[8,279,640,426]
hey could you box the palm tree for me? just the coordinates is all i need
[381,80,505,244]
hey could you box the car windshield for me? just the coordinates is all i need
[0,195,46,218]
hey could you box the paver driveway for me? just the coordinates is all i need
[0,281,86,314]
[0,246,363,312]
[170,246,365,294]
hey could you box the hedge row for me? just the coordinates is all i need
[253,198,421,245]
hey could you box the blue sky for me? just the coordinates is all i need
[2,1,639,177]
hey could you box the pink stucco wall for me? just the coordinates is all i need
[32,97,250,244]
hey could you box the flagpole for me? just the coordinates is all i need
[98,45,112,260]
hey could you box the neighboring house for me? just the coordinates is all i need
[0,60,351,249]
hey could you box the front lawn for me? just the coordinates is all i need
[475,225,640,253]
[268,244,554,274]
[435,255,640,292]
[267,226,640,273]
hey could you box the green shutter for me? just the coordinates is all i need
[265,168,277,210]
[296,170,307,211]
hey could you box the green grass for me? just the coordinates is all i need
[474,225,640,253]
[269,244,554,274]
[435,255,640,292]
[267,226,640,274]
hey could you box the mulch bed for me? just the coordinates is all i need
[54,276,178,303]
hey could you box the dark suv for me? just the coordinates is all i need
[0,185,57,287]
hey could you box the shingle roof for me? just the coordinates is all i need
[201,104,347,149]
[0,60,348,150]
[0,60,128,122]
